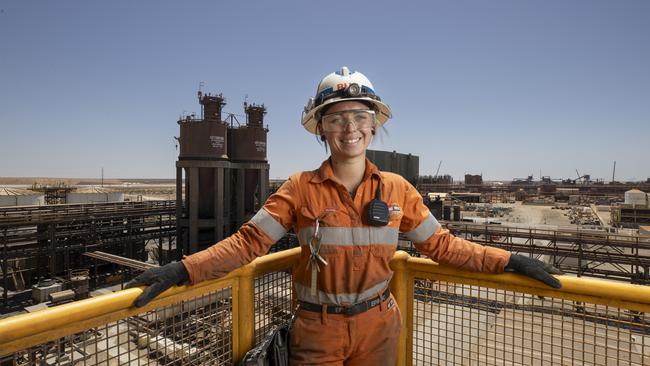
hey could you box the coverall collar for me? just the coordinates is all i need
[311,157,381,185]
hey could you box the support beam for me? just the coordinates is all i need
[224,168,231,234]
[236,169,245,228]
[83,251,158,271]
[48,225,56,276]
[175,166,183,260]
[215,167,224,243]
[189,167,199,254]
[259,166,269,207]
[2,229,8,306]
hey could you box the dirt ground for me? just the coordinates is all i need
[461,202,573,227]
[504,202,573,226]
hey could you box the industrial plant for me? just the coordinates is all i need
[1,91,649,365]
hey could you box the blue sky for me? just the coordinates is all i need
[1,1,648,181]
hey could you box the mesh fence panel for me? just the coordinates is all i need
[10,250,650,366]
[7,287,233,366]
[253,269,293,346]
[412,278,650,366]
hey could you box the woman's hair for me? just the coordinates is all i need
[316,122,330,153]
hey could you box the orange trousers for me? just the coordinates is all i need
[289,295,402,366]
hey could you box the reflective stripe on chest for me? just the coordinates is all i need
[297,226,398,247]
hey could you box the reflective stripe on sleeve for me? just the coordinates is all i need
[297,226,398,247]
[295,279,390,305]
[250,208,288,242]
[403,212,440,243]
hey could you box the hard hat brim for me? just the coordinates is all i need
[302,97,392,135]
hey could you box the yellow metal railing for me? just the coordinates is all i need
[392,252,650,365]
[0,248,300,364]
[1,248,650,365]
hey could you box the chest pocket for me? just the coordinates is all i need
[297,206,350,256]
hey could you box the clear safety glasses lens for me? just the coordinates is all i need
[321,110,376,132]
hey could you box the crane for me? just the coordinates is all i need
[434,160,442,179]
[574,169,590,184]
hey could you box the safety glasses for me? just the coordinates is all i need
[320,109,376,132]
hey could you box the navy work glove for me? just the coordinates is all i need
[504,254,563,289]
[126,261,189,307]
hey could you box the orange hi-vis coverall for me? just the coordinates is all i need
[182,158,511,364]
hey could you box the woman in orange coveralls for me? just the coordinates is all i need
[128,66,562,366]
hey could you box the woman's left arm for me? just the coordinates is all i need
[399,183,561,288]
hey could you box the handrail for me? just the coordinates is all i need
[402,254,650,313]
[444,221,649,242]
[388,251,650,366]
[3,247,650,363]
[0,247,302,358]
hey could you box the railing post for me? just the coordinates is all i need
[390,250,411,366]
[233,265,256,363]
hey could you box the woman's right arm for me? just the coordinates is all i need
[128,175,300,306]
[183,176,299,283]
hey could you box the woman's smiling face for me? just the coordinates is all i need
[319,101,375,161]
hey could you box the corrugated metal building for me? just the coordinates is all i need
[366,149,419,184]
[464,174,483,185]
[0,188,45,207]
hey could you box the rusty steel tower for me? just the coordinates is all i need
[175,92,269,256]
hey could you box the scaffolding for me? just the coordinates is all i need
[1,201,176,312]
[29,183,75,205]
[440,221,650,284]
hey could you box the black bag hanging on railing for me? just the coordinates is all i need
[238,323,290,366]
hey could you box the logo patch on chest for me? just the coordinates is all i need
[389,204,401,216]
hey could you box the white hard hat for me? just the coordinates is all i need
[301,66,392,134]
